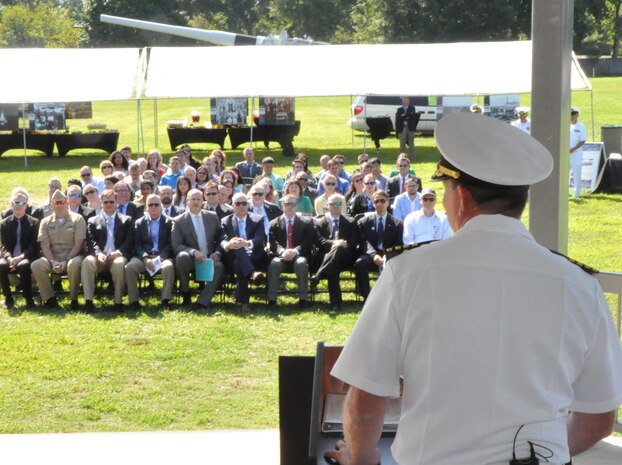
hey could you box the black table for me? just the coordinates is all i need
[54,131,119,157]
[594,157,622,193]
[0,132,55,157]
[228,121,301,156]
[167,127,228,150]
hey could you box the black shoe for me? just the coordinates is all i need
[131,301,143,311]
[298,299,308,309]
[45,297,59,309]
[70,299,79,310]
[53,280,63,292]
[191,302,208,311]
[84,300,95,313]
[330,303,342,311]
[162,299,171,309]
[113,303,123,311]
[250,271,266,285]
[25,297,35,308]
[268,300,277,307]
[310,275,320,292]
[4,296,14,309]
[182,293,191,306]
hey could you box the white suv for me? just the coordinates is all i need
[348,94,520,134]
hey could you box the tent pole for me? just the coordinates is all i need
[136,99,142,156]
[153,98,158,149]
[250,97,254,149]
[590,89,595,140]
[21,103,28,168]
[350,95,354,144]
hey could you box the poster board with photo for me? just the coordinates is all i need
[258,97,295,125]
[66,102,93,119]
[29,103,67,130]
[0,104,20,131]
[569,142,605,193]
[210,98,248,126]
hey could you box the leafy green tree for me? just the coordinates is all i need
[0,1,84,47]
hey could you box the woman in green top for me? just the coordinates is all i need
[279,179,314,215]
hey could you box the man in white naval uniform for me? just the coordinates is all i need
[569,107,588,198]
[326,113,622,465]
[511,106,531,134]
[402,187,451,244]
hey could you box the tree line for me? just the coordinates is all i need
[0,0,620,57]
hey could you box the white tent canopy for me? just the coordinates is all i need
[0,48,140,103]
[144,41,591,98]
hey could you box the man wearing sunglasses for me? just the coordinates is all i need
[221,192,267,312]
[202,181,233,220]
[311,194,360,310]
[249,184,282,237]
[31,190,86,310]
[82,189,134,312]
[327,113,622,465]
[125,194,175,310]
[0,189,39,308]
[66,184,95,221]
[79,165,105,195]
[403,188,451,245]
[267,193,314,308]
[387,155,416,202]
[354,190,403,301]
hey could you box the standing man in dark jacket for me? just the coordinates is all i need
[396,96,418,160]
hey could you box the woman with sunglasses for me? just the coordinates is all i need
[314,174,346,216]
[347,173,376,217]
[99,160,114,179]
[278,180,314,215]
[82,184,102,216]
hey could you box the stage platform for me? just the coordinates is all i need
[0,429,619,465]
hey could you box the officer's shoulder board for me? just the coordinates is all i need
[385,240,438,261]
[549,249,599,275]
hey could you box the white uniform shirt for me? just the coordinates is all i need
[511,118,531,134]
[570,121,588,165]
[332,214,622,465]
[402,209,452,244]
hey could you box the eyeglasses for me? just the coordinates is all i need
[234,201,249,207]
[325,182,336,186]
[298,178,308,182]
[337,161,345,164]
[68,193,82,198]
[364,182,376,186]
[206,192,219,196]
[11,200,26,206]
[84,191,95,196]
[81,173,92,177]
[422,197,435,202]
[116,189,130,193]
[252,192,265,196]
[373,198,387,204]
[354,178,363,183]
[328,201,342,207]
[52,200,66,206]
[102,200,116,205]
[282,202,297,206]
[148,203,161,207]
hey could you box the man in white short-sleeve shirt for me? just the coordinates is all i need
[402,187,451,244]
[326,113,622,465]
[569,107,588,198]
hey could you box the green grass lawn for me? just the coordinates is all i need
[0,78,621,433]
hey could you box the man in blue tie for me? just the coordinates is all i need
[221,192,267,312]
[234,147,262,187]
[354,190,403,301]
[311,194,360,310]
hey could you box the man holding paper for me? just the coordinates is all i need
[171,189,224,310]
[125,194,175,310]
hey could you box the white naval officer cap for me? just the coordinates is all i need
[571,107,581,115]
[432,112,553,187]
[515,106,530,114]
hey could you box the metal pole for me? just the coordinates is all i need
[21,103,28,168]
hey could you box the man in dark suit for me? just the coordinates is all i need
[234,147,263,186]
[159,185,183,218]
[311,194,360,310]
[114,182,141,220]
[267,193,315,307]
[66,184,95,221]
[81,188,134,311]
[395,96,418,160]
[354,190,403,301]
[221,192,267,311]
[0,189,39,308]
[1,188,43,220]
[202,182,234,220]
[386,155,416,201]
[125,194,175,310]
[249,184,281,237]
[171,188,224,309]
[296,172,318,203]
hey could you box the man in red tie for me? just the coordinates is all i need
[387,155,415,201]
[266,193,314,308]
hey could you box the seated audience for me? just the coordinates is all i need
[83,184,102,216]
[99,160,114,180]
[403,188,452,244]
[279,180,314,215]
[40,177,62,218]
[146,150,167,181]
[202,182,234,219]
[114,182,140,219]
[66,184,94,221]
[159,185,183,217]
[387,155,416,201]
[80,165,104,194]
[347,174,376,217]
[211,149,227,174]
[317,158,349,196]
[180,144,201,170]
[0,189,39,308]
[261,156,285,194]
[81,189,134,312]
[314,154,331,184]
[171,189,224,309]
[159,155,183,189]
[31,190,86,309]
[234,147,263,186]
[391,177,422,221]
[120,145,133,165]
[248,184,281,237]
[314,175,346,216]
[109,150,129,175]
[369,157,388,190]
[2,187,42,220]
[354,190,403,301]
[295,172,317,203]
[125,194,175,310]
[174,176,192,211]
[345,172,364,203]
[124,163,143,193]
[267,193,315,307]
